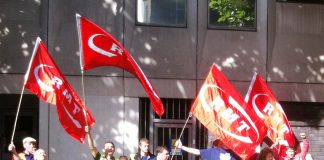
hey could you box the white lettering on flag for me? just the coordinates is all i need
[88,34,117,57]
[34,64,55,92]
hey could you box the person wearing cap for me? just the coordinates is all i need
[175,139,239,160]
[8,137,37,160]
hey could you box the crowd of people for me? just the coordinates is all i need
[8,130,312,160]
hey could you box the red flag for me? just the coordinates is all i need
[24,37,95,143]
[190,64,268,159]
[244,73,297,156]
[76,14,164,116]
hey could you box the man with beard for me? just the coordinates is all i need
[8,137,37,160]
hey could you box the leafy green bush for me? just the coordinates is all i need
[209,0,255,28]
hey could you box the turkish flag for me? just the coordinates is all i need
[24,37,95,143]
[244,73,297,157]
[191,64,268,159]
[76,14,164,116]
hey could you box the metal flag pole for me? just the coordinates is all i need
[170,112,192,160]
[10,37,41,143]
[76,13,89,127]
[10,86,26,143]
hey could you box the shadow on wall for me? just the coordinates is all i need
[282,101,324,129]
[0,0,41,74]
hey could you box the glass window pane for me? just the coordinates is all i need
[137,0,187,27]
[208,0,256,31]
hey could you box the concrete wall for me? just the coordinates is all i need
[268,3,324,102]
[198,0,268,81]
[1,0,324,159]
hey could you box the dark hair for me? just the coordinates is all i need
[105,141,115,148]
[119,155,128,160]
[212,139,223,148]
[155,146,168,155]
[257,147,273,160]
[286,146,295,151]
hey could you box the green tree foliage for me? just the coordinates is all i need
[209,0,255,27]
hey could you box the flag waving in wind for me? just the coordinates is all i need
[24,37,95,143]
[76,14,164,116]
[244,73,297,156]
[190,64,268,159]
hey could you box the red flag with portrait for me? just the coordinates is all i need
[76,14,164,116]
[24,37,95,143]
[244,73,297,156]
[191,64,268,159]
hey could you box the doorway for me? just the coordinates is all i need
[139,98,208,160]
[0,94,39,160]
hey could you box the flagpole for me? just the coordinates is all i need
[10,86,26,143]
[244,72,257,102]
[170,112,192,160]
[76,13,89,127]
[10,37,41,143]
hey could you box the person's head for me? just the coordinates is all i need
[104,141,115,157]
[212,139,229,149]
[155,146,169,160]
[285,146,295,158]
[257,147,274,160]
[119,155,128,160]
[34,149,47,160]
[212,139,224,148]
[22,137,37,154]
[139,138,150,154]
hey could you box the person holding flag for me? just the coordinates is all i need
[278,133,309,160]
[189,64,268,159]
[175,139,239,160]
[8,137,37,160]
[85,126,116,160]
[21,37,95,143]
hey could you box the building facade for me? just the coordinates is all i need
[0,0,324,159]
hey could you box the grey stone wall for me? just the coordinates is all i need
[1,0,324,159]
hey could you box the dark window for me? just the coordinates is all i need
[277,0,324,4]
[0,94,39,160]
[136,0,187,27]
[281,102,324,125]
[208,0,257,31]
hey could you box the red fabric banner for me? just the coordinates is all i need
[244,73,297,156]
[24,37,95,143]
[191,64,268,159]
[76,14,164,116]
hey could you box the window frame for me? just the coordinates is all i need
[207,0,258,32]
[276,0,324,4]
[135,0,188,28]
